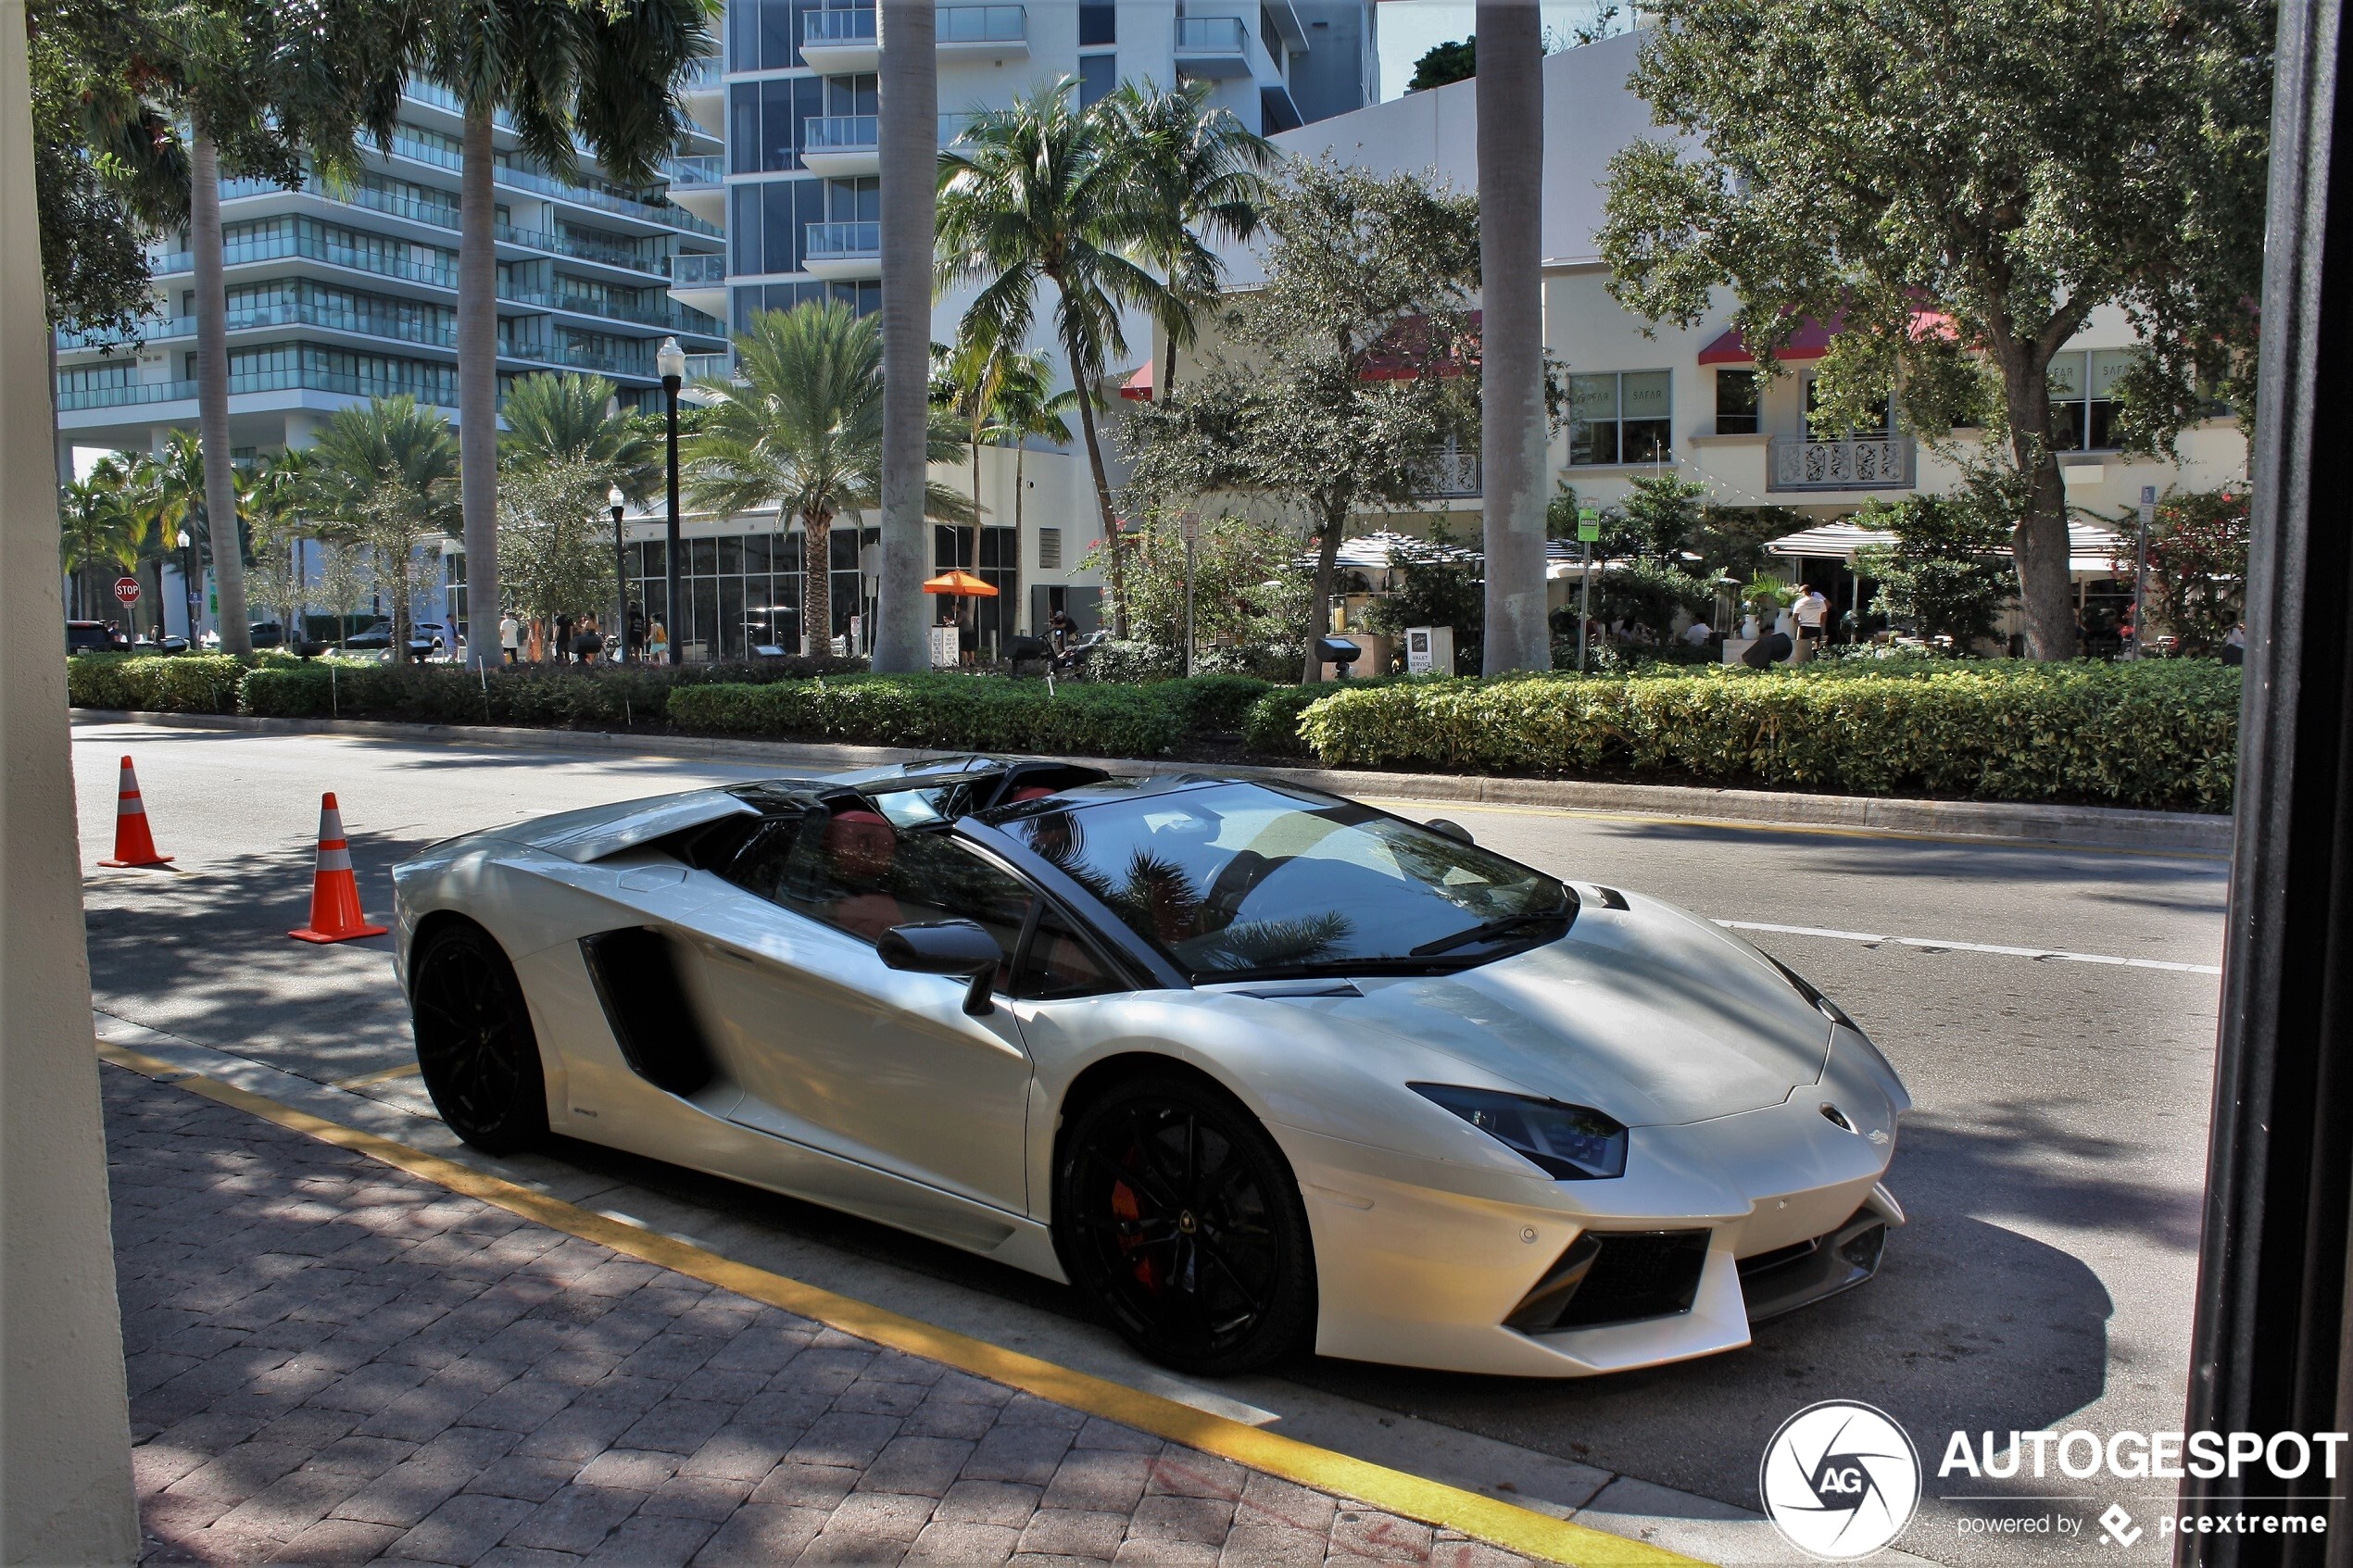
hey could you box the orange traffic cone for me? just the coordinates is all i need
[290,793,388,944]
[99,756,173,868]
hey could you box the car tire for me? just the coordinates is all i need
[409,922,548,1155]
[1054,1073,1316,1376]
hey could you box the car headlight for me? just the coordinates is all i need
[1409,1084,1629,1180]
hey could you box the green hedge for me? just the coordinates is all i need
[670,674,1199,757]
[1293,660,2241,810]
[233,657,863,727]
[67,654,252,714]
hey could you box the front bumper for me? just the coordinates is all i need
[1283,1031,1905,1377]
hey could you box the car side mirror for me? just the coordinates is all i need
[877,919,1001,1016]
[1425,818,1474,846]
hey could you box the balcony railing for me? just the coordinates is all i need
[804,115,878,153]
[801,7,877,46]
[1411,450,1481,498]
[1175,16,1249,53]
[1767,434,1917,492]
[803,220,880,258]
[673,253,729,286]
[56,366,459,412]
[679,56,723,92]
[682,352,736,383]
[380,127,719,236]
[937,5,1024,44]
[664,155,724,190]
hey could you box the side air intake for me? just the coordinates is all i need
[579,928,716,1097]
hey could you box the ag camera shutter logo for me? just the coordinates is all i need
[1759,1400,1922,1560]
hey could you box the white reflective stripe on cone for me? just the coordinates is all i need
[315,847,354,873]
[319,809,347,841]
[117,797,146,815]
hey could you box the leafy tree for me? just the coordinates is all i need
[2118,486,2249,656]
[686,303,968,656]
[1408,37,1475,91]
[1686,504,1810,583]
[1854,492,2016,649]
[1598,0,2271,660]
[500,372,662,502]
[58,458,145,617]
[937,79,1262,635]
[1592,558,1710,641]
[1122,161,1481,683]
[499,461,616,657]
[303,395,462,654]
[1083,515,1313,670]
[1611,472,1708,560]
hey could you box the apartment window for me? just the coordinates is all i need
[824,74,878,116]
[2049,349,2138,451]
[1715,369,1758,435]
[1077,3,1114,45]
[1038,527,1063,570]
[826,176,879,222]
[733,279,879,332]
[1567,370,1672,466]
[1078,52,1115,107]
[733,78,825,173]
[731,177,824,276]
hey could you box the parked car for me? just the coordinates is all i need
[67,621,127,653]
[249,621,284,648]
[393,758,1909,1378]
[132,634,190,655]
[340,621,393,651]
[408,622,447,661]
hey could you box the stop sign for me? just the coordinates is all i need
[112,576,141,607]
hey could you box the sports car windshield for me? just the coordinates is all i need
[995,782,1574,982]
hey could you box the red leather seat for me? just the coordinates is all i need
[822,810,905,940]
[1009,786,1057,802]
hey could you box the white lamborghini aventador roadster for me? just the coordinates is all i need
[392,756,1909,1377]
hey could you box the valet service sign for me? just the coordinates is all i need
[1758,1400,2339,1560]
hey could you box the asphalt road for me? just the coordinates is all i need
[71,719,2228,1566]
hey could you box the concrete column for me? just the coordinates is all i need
[0,3,143,1562]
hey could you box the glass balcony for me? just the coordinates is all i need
[1175,15,1252,76]
[801,7,877,45]
[803,220,880,257]
[673,253,729,286]
[664,155,724,191]
[804,115,878,153]
[937,5,1025,46]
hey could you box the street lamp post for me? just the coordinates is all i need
[659,336,686,665]
[175,528,195,643]
[609,484,629,666]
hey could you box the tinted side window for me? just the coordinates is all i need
[757,812,1033,988]
[1015,906,1119,1001]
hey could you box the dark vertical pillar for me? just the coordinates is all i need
[2182,1,2353,1561]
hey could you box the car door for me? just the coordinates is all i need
[682,808,1038,1215]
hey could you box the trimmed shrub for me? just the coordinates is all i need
[68,654,248,714]
[1145,674,1273,734]
[1294,660,2241,810]
[1085,640,1186,684]
[236,656,864,727]
[670,674,1190,757]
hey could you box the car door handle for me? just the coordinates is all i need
[697,941,761,969]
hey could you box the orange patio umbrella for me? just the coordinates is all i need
[922,569,999,598]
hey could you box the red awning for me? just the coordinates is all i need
[1361,309,1481,381]
[1119,361,1153,401]
[1698,308,1958,366]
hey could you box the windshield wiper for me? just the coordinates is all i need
[1409,909,1572,958]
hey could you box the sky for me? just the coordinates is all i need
[1371,1,1624,102]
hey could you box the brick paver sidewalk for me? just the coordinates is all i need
[104,1067,1537,1568]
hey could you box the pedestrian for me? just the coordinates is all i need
[648,618,669,662]
[554,612,573,665]
[2221,621,2247,667]
[1049,608,1076,655]
[1681,618,1713,647]
[1741,629,1794,670]
[1793,583,1831,655]
[574,615,602,665]
[499,611,520,666]
[626,602,647,661]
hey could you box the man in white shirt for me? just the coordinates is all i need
[498,612,521,666]
[1793,584,1831,658]
[1682,619,1713,647]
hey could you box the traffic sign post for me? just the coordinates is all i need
[1576,507,1601,672]
[2133,484,2156,659]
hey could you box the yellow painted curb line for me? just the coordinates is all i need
[332,1061,425,1089]
[98,1041,1705,1568]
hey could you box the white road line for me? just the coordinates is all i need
[1714,918,2222,975]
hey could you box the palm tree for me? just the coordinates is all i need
[500,371,663,501]
[686,302,970,657]
[1101,80,1275,398]
[401,0,714,667]
[304,395,463,654]
[875,0,940,674]
[58,458,145,619]
[245,447,319,637]
[133,430,217,640]
[1476,0,1550,674]
[986,351,1077,630]
[936,78,1181,639]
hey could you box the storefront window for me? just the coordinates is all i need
[1568,370,1672,466]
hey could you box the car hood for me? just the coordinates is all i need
[1290,893,1833,1127]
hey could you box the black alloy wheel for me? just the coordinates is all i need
[1055,1074,1315,1375]
[410,922,548,1154]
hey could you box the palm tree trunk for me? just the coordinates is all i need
[1475,0,1549,675]
[874,0,937,674]
[189,126,252,656]
[803,510,832,656]
[1065,349,1128,638]
[457,107,500,669]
